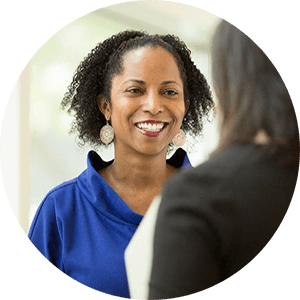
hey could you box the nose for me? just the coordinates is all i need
[142,91,164,115]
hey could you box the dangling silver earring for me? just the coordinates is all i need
[100,121,114,145]
[172,129,186,147]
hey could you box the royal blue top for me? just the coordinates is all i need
[28,148,191,298]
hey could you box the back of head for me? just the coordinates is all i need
[212,20,299,164]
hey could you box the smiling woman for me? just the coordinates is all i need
[62,31,213,146]
[28,30,214,298]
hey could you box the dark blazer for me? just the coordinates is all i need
[148,144,299,299]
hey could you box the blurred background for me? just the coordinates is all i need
[1,1,221,233]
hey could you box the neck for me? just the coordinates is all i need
[110,145,172,191]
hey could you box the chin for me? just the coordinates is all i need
[136,144,168,157]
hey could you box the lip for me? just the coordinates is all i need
[135,123,167,137]
[135,120,168,124]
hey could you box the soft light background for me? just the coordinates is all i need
[1,1,221,233]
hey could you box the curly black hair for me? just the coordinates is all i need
[61,30,214,148]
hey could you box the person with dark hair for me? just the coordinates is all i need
[125,21,299,299]
[28,30,213,298]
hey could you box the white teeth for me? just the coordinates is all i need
[136,122,165,132]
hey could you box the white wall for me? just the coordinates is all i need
[0,81,20,221]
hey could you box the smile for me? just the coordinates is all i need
[135,122,165,132]
[135,121,168,137]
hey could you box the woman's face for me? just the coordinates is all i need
[103,46,187,156]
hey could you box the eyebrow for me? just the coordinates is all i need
[161,81,181,86]
[124,79,146,85]
[124,79,181,86]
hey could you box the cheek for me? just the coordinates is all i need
[110,99,136,129]
[174,102,186,121]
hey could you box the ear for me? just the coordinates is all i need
[97,95,111,120]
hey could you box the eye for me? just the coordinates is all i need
[163,90,178,96]
[127,88,142,94]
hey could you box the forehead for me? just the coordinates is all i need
[120,46,182,82]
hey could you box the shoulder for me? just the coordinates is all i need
[45,177,79,199]
[31,178,79,215]
[161,143,296,224]
[167,144,270,186]
[28,177,81,237]
[34,176,81,217]
[158,144,296,257]
[160,144,280,217]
